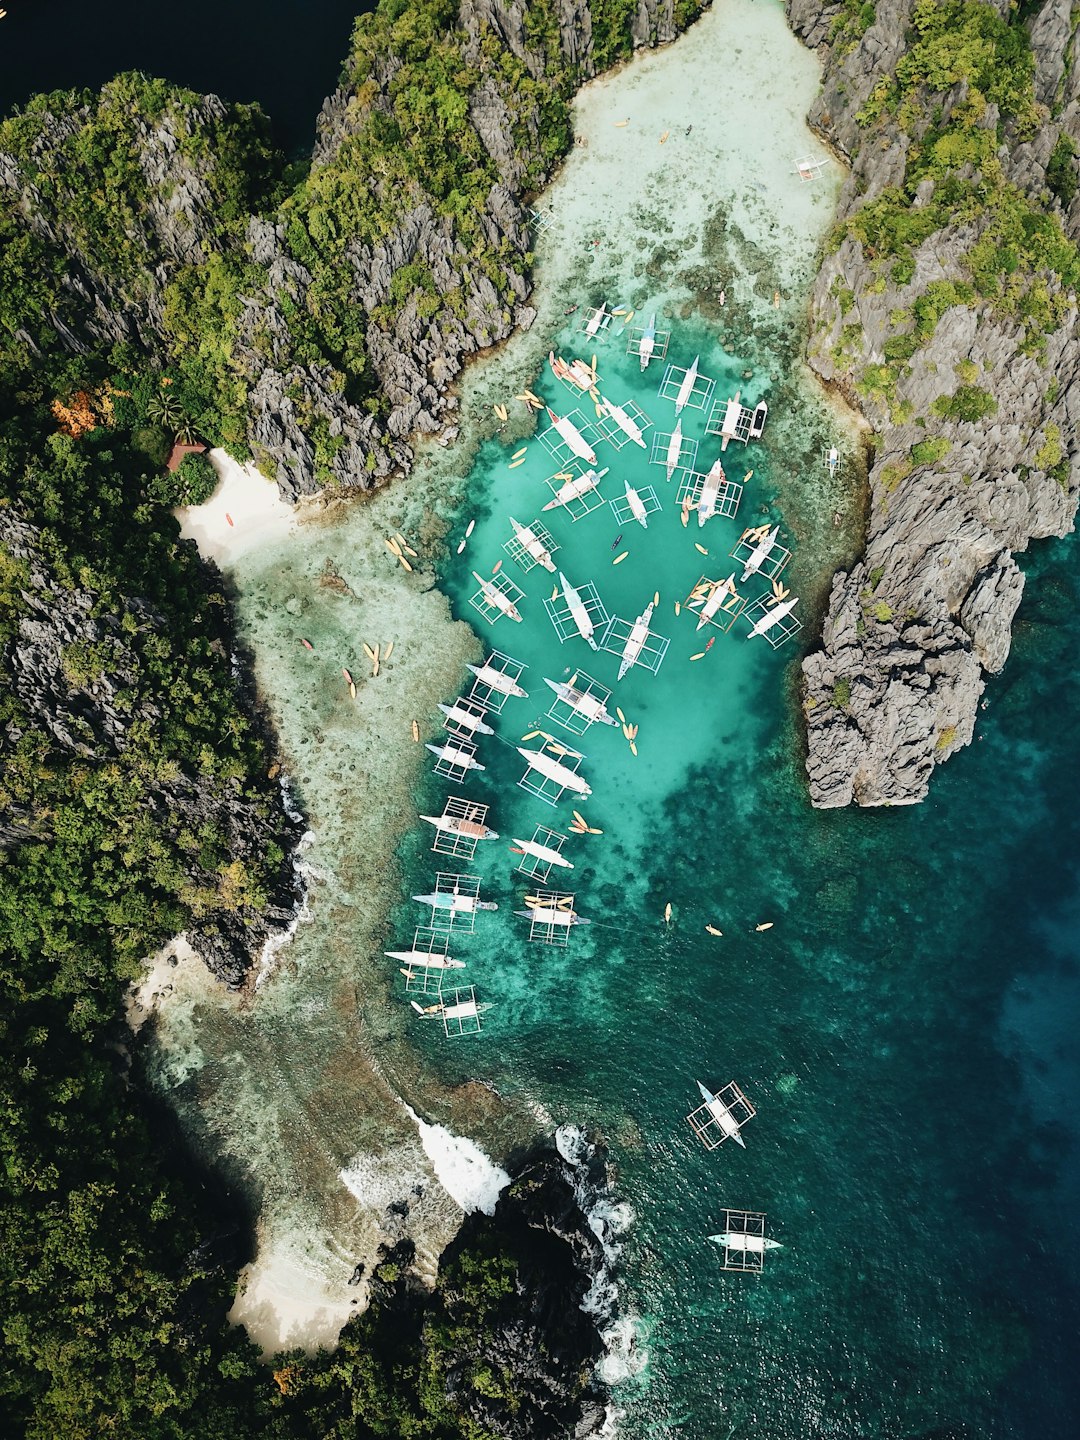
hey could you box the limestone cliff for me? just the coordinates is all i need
[788,0,1079,806]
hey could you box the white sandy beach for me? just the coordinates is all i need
[176,448,296,568]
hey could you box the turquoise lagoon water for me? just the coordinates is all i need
[393,308,1080,1439]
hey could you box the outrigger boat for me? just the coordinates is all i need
[825,445,841,477]
[665,420,684,481]
[511,835,575,870]
[509,516,556,572]
[598,394,646,448]
[584,303,609,338]
[542,465,608,512]
[739,526,779,581]
[437,701,494,734]
[707,1230,782,1254]
[385,944,465,969]
[694,574,738,630]
[697,457,726,527]
[471,570,523,621]
[674,355,700,415]
[559,571,599,649]
[425,740,486,773]
[517,744,592,797]
[544,676,618,726]
[413,888,498,915]
[549,351,596,390]
[639,313,657,371]
[421,810,499,841]
[466,661,527,698]
[618,601,654,681]
[696,1080,747,1147]
[624,480,651,529]
[547,408,597,463]
[513,901,591,928]
[748,596,799,638]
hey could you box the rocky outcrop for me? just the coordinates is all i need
[788,0,1080,806]
[0,508,301,985]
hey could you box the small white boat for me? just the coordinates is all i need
[542,466,608,512]
[696,1079,746,1147]
[618,601,654,681]
[697,458,726,527]
[825,445,841,477]
[413,890,498,914]
[437,701,494,735]
[748,596,799,639]
[707,1231,782,1253]
[584,303,608,338]
[472,570,522,621]
[624,480,650,529]
[544,676,618,726]
[665,420,684,481]
[466,662,527,698]
[509,516,556,572]
[740,526,779,582]
[696,574,737,630]
[559,571,598,649]
[598,394,646,448]
[547,408,597,464]
[748,400,768,439]
[385,946,465,969]
[517,745,592,796]
[639,314,657,371]
[421,811,499,841]
[511,836,574,870]
[426,740,485,773]
[674,355,700,415]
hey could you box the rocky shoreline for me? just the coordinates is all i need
[788,0,1079,806]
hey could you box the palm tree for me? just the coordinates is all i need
[173,419,199,446]
[146,390,181,430]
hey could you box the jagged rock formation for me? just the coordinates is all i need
[0,507,301,985]
[788,0,1080,805]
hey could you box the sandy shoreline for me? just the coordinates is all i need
[176,448,297,567]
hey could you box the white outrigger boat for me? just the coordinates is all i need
[437,701,494,735]
[824,444,841,477]
[385,944,465,969]
[624,480,651,529]
[598,394,646,448]
[511,835,574,870]
[618,601,654,681]
[739,526,779,581]
[413,888,498,915]
[509,516,556,572]
[674,355,700,415]
[708,1230,782,1254]
[471,570,523,621]
[748,595,799,639]
[665,420,684,480]
[695,1080,747,1147]
[639,314,657,371]
[559,571,599,649]
[542,465,607,512]
[517,745,592,797]
[466,661,527,698]
[513,902,590,928]
[425,740,485,773]
[697,457,726,527]
[544,676,618,726]
[546,408,597,463]
[421,810,499,842]
[696,574,737,630]
[584,303,609,338]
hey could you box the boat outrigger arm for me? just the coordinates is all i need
[696,1079,746,1146]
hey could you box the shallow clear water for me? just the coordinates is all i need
[146,3,1080,1433]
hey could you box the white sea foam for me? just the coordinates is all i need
[339,1151,418,1211]
[404,1104,509,1215]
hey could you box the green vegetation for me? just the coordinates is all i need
[911,436,952,465]
[1046,133,1078,207]
[832,677,853,707]
[931,385,997,423]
